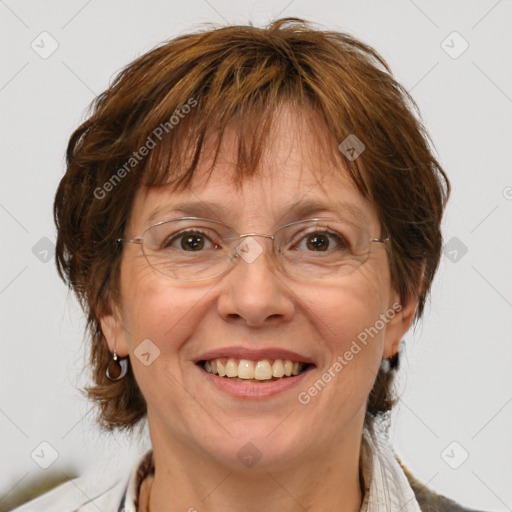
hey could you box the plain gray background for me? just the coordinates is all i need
[1,1,511,510]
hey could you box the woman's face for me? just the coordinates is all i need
[101,106,415,471]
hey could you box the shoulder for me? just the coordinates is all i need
[10,450,154,512]
[9,471,130,512]
[402,464,488,512]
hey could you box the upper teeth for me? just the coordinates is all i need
[203,358,305,380]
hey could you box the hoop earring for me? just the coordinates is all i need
[106,349,128,381]
[388,351,400,370]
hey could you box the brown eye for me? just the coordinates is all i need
[162,230,215,251]
[305,233,330,251]
[180,233,206,251]
[296,230,350,252]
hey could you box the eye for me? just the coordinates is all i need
[163,229,221,251]
[293,230,350,252]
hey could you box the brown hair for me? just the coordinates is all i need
[54,18,449,430]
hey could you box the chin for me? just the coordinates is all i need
[203,430,307,473]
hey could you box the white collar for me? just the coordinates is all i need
[362,416,422,511]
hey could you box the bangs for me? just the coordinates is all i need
[131,76,346,195]
[142,96,349,194]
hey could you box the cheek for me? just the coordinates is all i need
[117,269,209,421]
[299,269,391,402]
[118,260,203,366]
[306,267,390,350]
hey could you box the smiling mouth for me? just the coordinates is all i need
[198,358,313,382]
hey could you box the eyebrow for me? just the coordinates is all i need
[144,198,370,228]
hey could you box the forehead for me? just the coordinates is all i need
[128,105,380,232]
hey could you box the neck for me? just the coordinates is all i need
[145,414,365,512]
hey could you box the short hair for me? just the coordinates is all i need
[54,18,450,430]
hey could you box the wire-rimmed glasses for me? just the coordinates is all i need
[116,216,390,282]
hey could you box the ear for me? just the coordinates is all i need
[382,292,418,358]
[99,305,130,357]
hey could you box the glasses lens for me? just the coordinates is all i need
[142,219,235,280]
[139,217,382,281]
[275,219,373,279]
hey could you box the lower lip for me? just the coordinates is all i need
[197,364,314,399]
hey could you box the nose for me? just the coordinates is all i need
[216,236,295,327]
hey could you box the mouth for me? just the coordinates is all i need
[197,358,314,382]
[194,346,316,398]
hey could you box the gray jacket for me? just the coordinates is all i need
[404,467,486,512]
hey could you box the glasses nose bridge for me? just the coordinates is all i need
[239,232,275,240]
[237,232,276,251]
[229,232,279,267]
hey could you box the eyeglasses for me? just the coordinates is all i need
[116,217,390,282]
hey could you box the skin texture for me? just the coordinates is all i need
[101,106,417,512]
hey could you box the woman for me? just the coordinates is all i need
[14,18,483,512]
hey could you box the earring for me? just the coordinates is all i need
[388,351,400,370]
[106,349,128,381]
[379,351,400,372]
